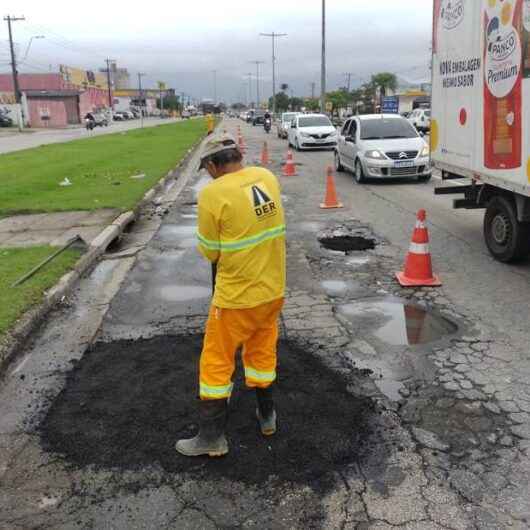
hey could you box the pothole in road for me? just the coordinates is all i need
[40,335,385,493]
[337,299,457,346]
[319,235,376,253]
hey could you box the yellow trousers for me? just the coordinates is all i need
[199,298,284,400]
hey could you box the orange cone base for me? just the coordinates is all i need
[320,202,343,209]
[395,271,441,287]
[283,168,297,176]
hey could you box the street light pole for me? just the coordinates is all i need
[246,72,252,107]
[260,32,287,115]
[250,61,265,109]
[320,0,327,114]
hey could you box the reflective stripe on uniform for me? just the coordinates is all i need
[244,367,277,383]
[198,224,286,253]
[200,381,234,398]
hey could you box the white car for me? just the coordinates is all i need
[334,114,432,183]
[277,112,299,139]
[408,108,431,133]
[288,114,338,151]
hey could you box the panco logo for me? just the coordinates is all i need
[441,0,464,29]
[489,30,517,61]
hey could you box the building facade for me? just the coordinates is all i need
[0,66,111,128]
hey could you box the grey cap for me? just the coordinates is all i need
[199,132,240,168]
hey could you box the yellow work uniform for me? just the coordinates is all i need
[197,166,286,400]
[206,114,215,134]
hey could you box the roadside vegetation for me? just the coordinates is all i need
[0,118,206,217]
[0,246,81,339]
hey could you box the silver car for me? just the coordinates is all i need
[334,114,431,183]
[277,112,299,139]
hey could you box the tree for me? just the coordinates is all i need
[304,98,320,112]
[326,90,352,115]
[289,97,305,111]
[157,95,179,111]
[268,92,290,112]
[371,72,398,97]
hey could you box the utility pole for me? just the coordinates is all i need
[311,82,316,100]
[4,15,25,130]
[259,32,287,116]
[137,72,145,128]
[105,59,115,111]
[250,61,265,109]
[246,72,252,107]
[320,0,327,114]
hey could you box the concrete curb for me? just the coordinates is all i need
[0,132,206,375]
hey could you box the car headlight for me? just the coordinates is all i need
[300,132,311,138]
[364,150,385,160]
[420,145,430,157]
[329,130,338,137]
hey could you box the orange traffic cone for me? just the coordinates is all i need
[282,150,297,176]
[396,209,441,287]
[320,166,343,209]
[261,141,270,165]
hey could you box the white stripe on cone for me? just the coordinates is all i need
[409,242,430,254]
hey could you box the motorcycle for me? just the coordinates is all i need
[264,117,272,134]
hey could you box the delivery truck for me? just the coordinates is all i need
[432,0,530,262]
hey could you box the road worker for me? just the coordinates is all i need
[176,132,286,457]
[206,113,215,135]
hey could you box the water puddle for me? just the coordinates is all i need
[157,285,211,302]
[346,256,371,268]
[348,357,405,401]
[338,299,457,346]
[321,280,349,296]
[319,235,376,253]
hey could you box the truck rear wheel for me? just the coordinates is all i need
[484,196,530,262]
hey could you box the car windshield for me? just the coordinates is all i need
[360,118,418,140]
[282,113,297,123]
[298,116,332,128]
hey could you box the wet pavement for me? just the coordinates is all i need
[1,119,530,529]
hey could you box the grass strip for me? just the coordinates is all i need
[0,119,206,217]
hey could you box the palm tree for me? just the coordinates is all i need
[371,72,398,97]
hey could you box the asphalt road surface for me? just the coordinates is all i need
[0,117,182,154]
[1,118,529,529]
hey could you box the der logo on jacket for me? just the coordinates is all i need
[249,184,277,220]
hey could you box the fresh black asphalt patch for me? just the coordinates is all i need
[40,335,381,491]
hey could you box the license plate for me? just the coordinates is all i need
[394,160,415,168]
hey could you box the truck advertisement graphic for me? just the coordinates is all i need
[432,0,530,262]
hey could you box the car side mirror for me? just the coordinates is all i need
[291,123,297,129]
[345,135,356,143]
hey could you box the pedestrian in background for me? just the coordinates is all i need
[176,133,286,457]
[206,113,215,135]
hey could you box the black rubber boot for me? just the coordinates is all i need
[256,386,277,436]
[176,399,228,457]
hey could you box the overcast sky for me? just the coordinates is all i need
[2,0,433,103]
